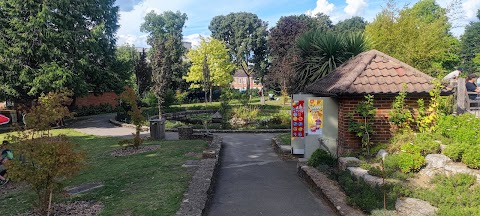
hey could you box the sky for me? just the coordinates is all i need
[114,0,480,48]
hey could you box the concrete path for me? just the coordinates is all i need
[71,113,178,139]
[207,133,337,216]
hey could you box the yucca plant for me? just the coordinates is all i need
[293,31,367,93]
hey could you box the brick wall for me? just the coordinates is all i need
[337,95,428,154]
[75,92,118,108]
[231,77,263,90]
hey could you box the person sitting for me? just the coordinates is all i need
[466,73,480,109]
[0,140,13,186]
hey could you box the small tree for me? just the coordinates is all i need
[389,89,414,133]
[348,95,377,155]
[119,86,145,149]
[417,80,442,132]
[7,91,84,215]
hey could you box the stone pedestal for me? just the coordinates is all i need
[178,126,194,140]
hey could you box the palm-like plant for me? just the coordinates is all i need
[293,31,367,93]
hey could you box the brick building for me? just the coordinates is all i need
[231,70,263,91]
[306,50,436,153]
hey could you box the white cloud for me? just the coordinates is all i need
[183,34,207,48]
[117,34,148,47]
[306,0,335,17]
[344,0,367,16]
[463,0,480,21]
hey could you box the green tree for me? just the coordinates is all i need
[460,10,480,72]
[334,16,367,33]
[0,0,127,105]
[294,31,367,93]
[365,0,460,75]
[184,37,235,103]
[268,15,312,94]
[116,44,138,90]
[135,49,152,98]
[209,12,268,92]
[312,13,334,32]
[141,11,187,118]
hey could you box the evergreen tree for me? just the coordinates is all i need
[460,10,480,72]
[0,0,126,105]
[135,49,152,98]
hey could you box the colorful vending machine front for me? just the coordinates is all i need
[291,94,332,157]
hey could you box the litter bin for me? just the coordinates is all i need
[150,118,166,140]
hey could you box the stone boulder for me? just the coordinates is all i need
[338,157,361,170]
[395,198,437,216]
[425,154,452,169]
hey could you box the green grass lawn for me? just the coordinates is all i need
[0,129,208,216]
[277,133,291,145]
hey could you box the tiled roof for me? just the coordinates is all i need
[233,70,249,77]
[305,50,435,96]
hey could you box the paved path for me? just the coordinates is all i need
[71,113,178,139]
[207,133,337,216]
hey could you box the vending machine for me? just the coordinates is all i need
[291,94,339,158]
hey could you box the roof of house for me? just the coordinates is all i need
[233,70,249,77]
[305,50,435,96]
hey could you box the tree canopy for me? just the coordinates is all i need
[460,10,480,72]
[141,10,187,117]
[334,16,367,33]
[267,15,312,93]
[365,0,460,76]
[209,12,268,90]
[184,37,235,102]
[0,0,127,104]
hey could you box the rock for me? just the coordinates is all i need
[376,149,388,160]
[439,144,447,152]
[363,174,385,186]
[202,149,216,159]
[347,167,368,178]
[395,198,437,216]
[212,111,222,119]
[279,145,292,154]
[425,154,452,169]
[444,163,480,183]
[338,157,361,170]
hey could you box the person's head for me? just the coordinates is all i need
[467,74,478,82]
[457,67,463,73]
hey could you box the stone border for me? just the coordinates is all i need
[297,162,366,216]
[175,135,223,216]
[271,136,294,160]
[109,118,290,133]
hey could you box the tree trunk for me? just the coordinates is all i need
[209,87,213,103]
[158,101,162,120]
[204,90,208,106]
[246,74,251,91]
[260,88,265,105]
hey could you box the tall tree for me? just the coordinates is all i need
[0,0,126,105]
[184,37,235,103]
[365,0,460,76]
[294,31,367,93]
[141,11,187,118]
[135,49,152,98]
[268,15,312,94]
[209,12,268,92]
[334,16,367,33]
[460,10,480,72]
[116,44,138,90]
[312,13,334,32]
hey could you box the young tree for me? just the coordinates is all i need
[0,0,127,105]
[184,37,235,103]
[7,91,84,215]
[141,11,187,119]
[135,49,152,98]
[365,0,460,75]
[119,86,144,149]
[209,12,268,92]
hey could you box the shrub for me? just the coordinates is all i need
[119,87,145,149]
[436,113,480,146]
[307,149,336,167]
[413,133,440,156]
[384,152,425,173]
[389,90,414,133]
[443,142,469,161]
[338,171,399,213]
[230,106,259,127]
[74,103,116,117]
[461,146,480,169]
[347,94,377,155]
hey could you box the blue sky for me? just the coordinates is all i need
[114,0,480,48]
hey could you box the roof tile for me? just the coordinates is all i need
[305,50,436,96]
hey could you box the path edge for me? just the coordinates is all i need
[297,162,367,216]
[109,118,289,133]
[175,135,223,216]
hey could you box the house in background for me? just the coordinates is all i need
[231,70,263,91]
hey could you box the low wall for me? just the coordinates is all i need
[75,92,118,108]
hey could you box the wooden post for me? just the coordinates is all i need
[456,78,467,114]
